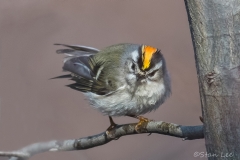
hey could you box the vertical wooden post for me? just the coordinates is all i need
[185,0,240,159]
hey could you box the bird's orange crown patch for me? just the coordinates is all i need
[141,45,157,70]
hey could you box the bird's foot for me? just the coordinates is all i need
[135,116,151,133]
[106,116,118,137]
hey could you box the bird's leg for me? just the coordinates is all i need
[106,116,117,135]
[127,115,151,133]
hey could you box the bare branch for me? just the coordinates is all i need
[0,120,203,160]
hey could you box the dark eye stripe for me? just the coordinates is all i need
[131,63,135,71]
[148,69,158,77]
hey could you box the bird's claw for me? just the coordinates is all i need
[135,116,151,133]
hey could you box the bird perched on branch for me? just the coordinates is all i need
[53,43,171,133]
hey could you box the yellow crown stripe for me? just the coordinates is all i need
[142,45,157,70]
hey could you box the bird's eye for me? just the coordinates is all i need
[131,63,135,71]
[148,70,158,77]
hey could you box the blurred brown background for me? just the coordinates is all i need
[0,1,206,160]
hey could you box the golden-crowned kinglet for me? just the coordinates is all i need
[54,43,171,132]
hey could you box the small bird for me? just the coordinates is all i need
[53,43,171,133]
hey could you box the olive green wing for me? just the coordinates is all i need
[53,44,111,95]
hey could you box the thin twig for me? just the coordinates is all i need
[0,120,204,160]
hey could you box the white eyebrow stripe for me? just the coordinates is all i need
[156,60,162,68]
[130,50,139,62]
[147,60,162,73]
